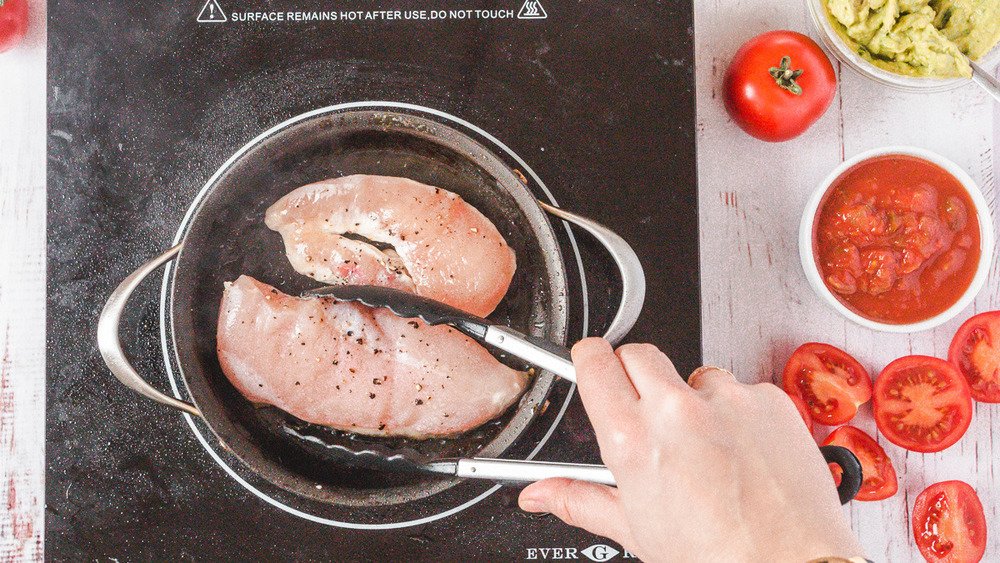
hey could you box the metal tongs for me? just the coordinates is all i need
[303,285,864,503]
[294,202,645,489]
[305,285,577,382]
[301,284,611,485]
[286,425,618,486]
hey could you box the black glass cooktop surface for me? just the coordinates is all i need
[46,0,698,559]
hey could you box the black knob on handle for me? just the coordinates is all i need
[820,445,863,504]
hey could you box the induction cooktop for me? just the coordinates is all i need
[46,1,698,559]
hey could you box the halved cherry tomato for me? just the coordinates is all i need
[789,393,814,433]
[949,311,1000,403]
[783,343,872,425]
[873,356,972,453]
[822,426,897,501]
[912,481,987,563]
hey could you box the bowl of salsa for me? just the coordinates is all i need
[800,147,994,332]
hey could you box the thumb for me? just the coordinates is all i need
[518,478,632,544]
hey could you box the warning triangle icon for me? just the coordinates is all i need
[517,0,547,19]
[197,0,227,23]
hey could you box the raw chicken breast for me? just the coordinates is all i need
[217,275,528,439]
[265,175,516,317]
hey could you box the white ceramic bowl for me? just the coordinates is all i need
[799,146,995,333]
[804,0,1000,93]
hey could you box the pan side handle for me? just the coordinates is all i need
[96,244,203,418]
[539,202,646,345]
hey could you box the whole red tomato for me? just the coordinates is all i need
[724,31,836,142]
[0,0,29,54]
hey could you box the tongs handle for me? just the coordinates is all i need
[457,458,616,486]
[484,326,577,383]
[468,202,647,384]
[452,449,859,504]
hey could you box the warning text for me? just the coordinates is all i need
[228,9,517,23]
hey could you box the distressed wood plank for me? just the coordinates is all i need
[696,0,1000,559]
[0,0,46,560]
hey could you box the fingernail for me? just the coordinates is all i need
[519,497,545,512]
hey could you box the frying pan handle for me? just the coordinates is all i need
[538,202,645,345]
[97,245,203,418]
[820,445,863,504]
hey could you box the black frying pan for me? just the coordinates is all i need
[96,106,861,520]
[96,107,644,509]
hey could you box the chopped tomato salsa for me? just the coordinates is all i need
[814,155,981,324]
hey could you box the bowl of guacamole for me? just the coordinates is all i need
[806,0,1000,87]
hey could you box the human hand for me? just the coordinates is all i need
[518,338,863,562]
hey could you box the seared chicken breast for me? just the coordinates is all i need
[217,276,528,439]
[265,175,516,317]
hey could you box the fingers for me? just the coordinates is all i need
[572,337,639,421]
[687,366,739,393]
[615,343,688,397]
[519,478,632,544]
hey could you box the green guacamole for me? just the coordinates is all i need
[825,0,1000,78]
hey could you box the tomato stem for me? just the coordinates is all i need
[768,56,804,96]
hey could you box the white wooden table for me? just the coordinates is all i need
[0,0,45,560]
[2,0,998,559]
[696,2,1000,561]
